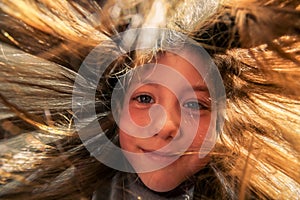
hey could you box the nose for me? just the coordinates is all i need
[154,105,180,140]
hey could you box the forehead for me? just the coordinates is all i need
[126,51,208,96]
[133,51,206,86]
[155,52,205,85]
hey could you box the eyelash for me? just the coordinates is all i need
[132,94,155,104]
[183,100,209,111]
[132,94,209,111]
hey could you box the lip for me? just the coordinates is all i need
[140,148,180,163]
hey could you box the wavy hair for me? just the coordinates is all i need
[0,0,299,199]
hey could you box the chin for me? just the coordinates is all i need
[137,171,185,192]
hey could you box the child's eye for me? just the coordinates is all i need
[133,94,154,104]
[183,101,208,110]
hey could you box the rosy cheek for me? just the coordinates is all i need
[189,116,212,146]
[119,130,133,150]
[129,107,151,127]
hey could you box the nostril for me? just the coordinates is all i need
[167,135,174,140]
[154,132,174,140]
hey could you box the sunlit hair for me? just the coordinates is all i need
[0,0,299,199]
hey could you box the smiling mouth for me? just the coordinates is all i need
[140,148,180,163]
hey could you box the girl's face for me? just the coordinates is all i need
[118,52,214,192]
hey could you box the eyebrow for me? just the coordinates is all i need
[138,79,209,92]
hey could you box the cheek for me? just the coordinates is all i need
[129,107,151,126]
[120,100,151,128]
[188,114,212,147]
[119,129,133,151]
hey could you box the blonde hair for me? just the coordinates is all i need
[0,0,299,199]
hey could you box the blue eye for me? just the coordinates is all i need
[134,94,154,104]
[183,101,207,110]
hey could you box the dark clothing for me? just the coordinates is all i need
[92,172,195,200]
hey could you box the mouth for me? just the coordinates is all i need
[140,148,180,163]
